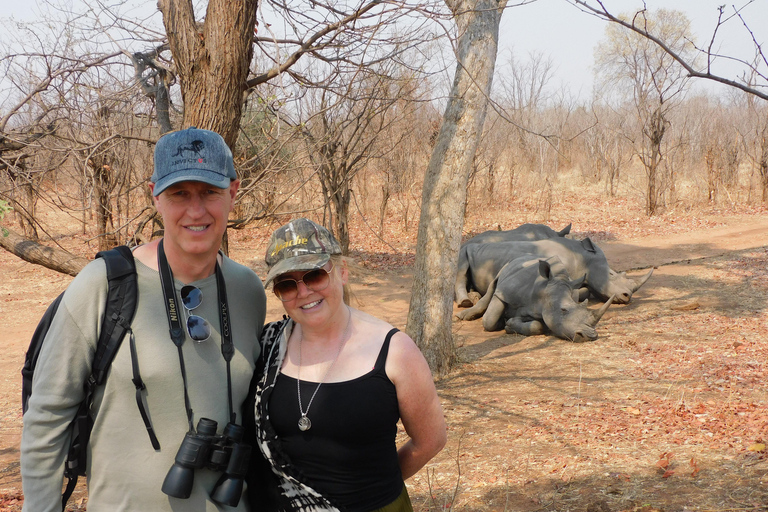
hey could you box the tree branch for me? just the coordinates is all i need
[570,0,768,101]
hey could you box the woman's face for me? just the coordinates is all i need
[274,260,348,328]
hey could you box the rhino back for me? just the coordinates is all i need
[463,223,565,245]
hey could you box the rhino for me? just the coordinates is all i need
[455,237,653,307]
[463,222,571,245]
[456,255,615,341]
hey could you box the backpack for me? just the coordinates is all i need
[21,245,140,510]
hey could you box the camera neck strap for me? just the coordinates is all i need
[157,239,236,430]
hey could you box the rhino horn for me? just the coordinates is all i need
[632,268,654,292]
[592,295,615,324]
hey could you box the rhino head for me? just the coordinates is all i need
[537,258,615,342]
[598,267,654,304]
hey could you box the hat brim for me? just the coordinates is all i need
[152,169,232,196]
[264,254,332,286]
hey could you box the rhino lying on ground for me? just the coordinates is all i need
[463,222,571,245]
[455,237,653,307]
[455,255,614,341]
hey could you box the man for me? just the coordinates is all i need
[21,127,266,511]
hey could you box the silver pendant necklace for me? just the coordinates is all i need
[296,306,352,432]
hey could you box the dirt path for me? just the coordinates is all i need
[598,214,768,270]
[2,214,768,511]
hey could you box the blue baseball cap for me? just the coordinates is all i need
[151,127,237,196]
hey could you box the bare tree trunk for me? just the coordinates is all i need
[644,107,667,215]
[89,157,119,251]
[379,178,390,236]
[158,0,258,147]
[158,0,257,256]
[705,146,718,203]
[0,228,88,276]
[5,165,39,240]
[759,127,768,203]
[406,0,504,376]
[332,174,351,254]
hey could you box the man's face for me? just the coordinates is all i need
[150,180,239,258]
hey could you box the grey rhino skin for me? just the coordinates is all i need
[463,222,571,245]
[455,255,614,342]
[455,237,653,307]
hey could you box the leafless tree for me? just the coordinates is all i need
[736,92,768,202]
[291,57,429,253]
[0,0,440,271]
[372,97,436,236]
[594,9,694,215]
[571,0,768,101]
[582,104,630,195]
[406,0,507,375]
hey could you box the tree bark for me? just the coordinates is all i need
[644,107,667,215]
[405,0,505,376]
[158,0,258,147]
[0,228,88,276]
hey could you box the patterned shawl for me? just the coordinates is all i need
[252,318,342,512]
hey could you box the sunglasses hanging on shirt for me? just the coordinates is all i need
[157,240,237,430]
[180,285,212,342]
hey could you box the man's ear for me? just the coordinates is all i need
[149,182,160,207]
[229,180,240,209]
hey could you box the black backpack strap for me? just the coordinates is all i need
[21,293,65,414]
[129,328,161,450]
[92,245,138,384]
[63,246,142,495]
[61,473,78,510]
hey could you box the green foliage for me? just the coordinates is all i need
[0,199,12,237]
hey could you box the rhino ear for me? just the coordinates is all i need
[538,259,553,279]
[581,237,597,253]
[571,273,587,289]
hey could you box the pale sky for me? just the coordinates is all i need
[499,0,768,99]
[4,0,767,102]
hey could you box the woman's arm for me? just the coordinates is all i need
[386,331,447,480]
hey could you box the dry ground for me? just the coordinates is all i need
[1,204,768,511]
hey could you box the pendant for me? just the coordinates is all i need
[298,415,312,431]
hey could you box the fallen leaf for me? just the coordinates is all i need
[656,452,674,469]
[671,301,700,311]
[690,457,700,477]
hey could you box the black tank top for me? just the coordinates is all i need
[270,328,403,511]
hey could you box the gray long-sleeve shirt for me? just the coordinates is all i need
[21,252,266,512]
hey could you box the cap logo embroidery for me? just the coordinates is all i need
[270,237,308,257]
[171,140,206,159]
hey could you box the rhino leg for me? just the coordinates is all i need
[455,248,474,307]
[481,296,506,331]
[457,279,498,321]
[505,318,546,336]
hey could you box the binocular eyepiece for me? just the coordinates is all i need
[161,417,252,506]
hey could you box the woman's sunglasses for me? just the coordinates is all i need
[180,285,211,342]
[273,263,334,302]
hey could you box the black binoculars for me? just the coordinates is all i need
[162,417,252,506]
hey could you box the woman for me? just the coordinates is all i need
[248,218,446,511]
